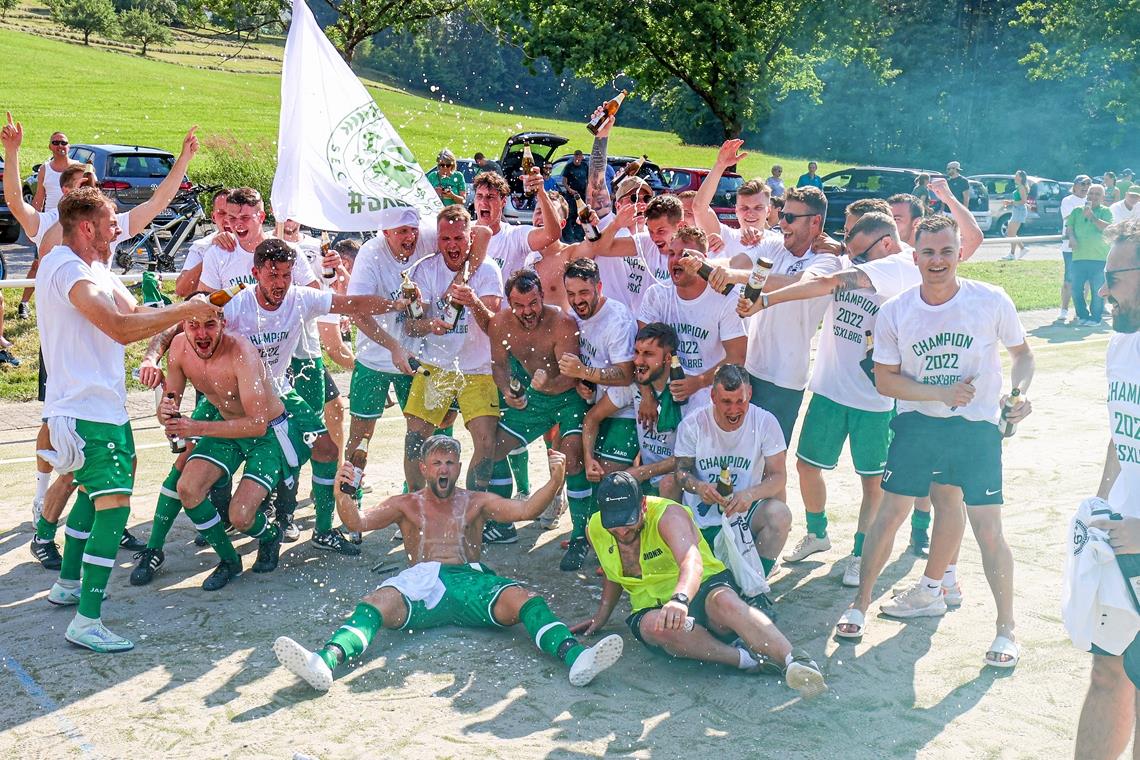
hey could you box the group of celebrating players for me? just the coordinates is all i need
[3,105,1039,700]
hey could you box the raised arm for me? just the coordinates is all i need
[694,140,747,238]
[333,465,408,534]
[482,449,568,523]
[763,267,870,308]
[525,173,561,251]
[928,177,982,260]
[585,114,614,214]
[575,203,638,259]
[0,113,44,236]
[70,285,219,346]
[126,127,199,236]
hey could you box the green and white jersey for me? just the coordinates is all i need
[809,250,920,413]
[223,285,333,395]
[574,298,636,419]
[674,404,786,528]
[199,237,317,292]
[415,253,503,374]
[874,278,1025,425]
[1107,331,1140,517]
[605,384,676,465]
[594,220,664,314]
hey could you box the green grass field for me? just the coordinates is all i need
[959,260,1063,311]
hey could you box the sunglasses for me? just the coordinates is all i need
[51,140,68,146]
[1105,267,1140,288]
[624,192,653,203]
[779,211,820,224]
[841,234,890,263]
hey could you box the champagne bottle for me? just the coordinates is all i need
[573,191,601,241]
[508,376,527,409]
[401,270,424,319]
[716,466,733,498]
[440,260,470,330]
[208,282,245,307]
[686,253,734,295]
[165,392,187,453]
[320,231,336,280]
[340,439,369,495]
[669,355,687,405]
[587,89,628,134]
[521,143,536,196]
[999,388,1022,438]
[742,257,774,302]
[860,330,875,383]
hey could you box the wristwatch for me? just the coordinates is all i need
[670,592,690,606]
[760,293,770,310]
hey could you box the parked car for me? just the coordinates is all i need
[497,131,569,225]
[456,157,478,214]
[0,157,20,244]
[968,173,1065,236]
[818,166,990,234]
[24,144,189,224]
[660,166,743,227]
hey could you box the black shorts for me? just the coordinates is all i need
[323,365,341,403]
[881,412,1004,506]
[626,569,739,649]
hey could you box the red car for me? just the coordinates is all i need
[660,166,744,227]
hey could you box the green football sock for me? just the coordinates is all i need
[566,470,594,541]
[185,499,240,565]
[36,516,58,542]
[805,511,828,539]
[853,531,866,558]
[60,491,96,582]
[760,556,776,576]
[519,596,583,668]
[312,460,337,533]
[911,508,931,534]
[489,458,514,499]
[320,601,383,670]
[78,505,129,619]
[148,467,183,551]
[508,447,530,494]
[243,510,280,544]
[436,425,453,437]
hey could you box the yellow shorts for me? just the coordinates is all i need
[405,367,500,427]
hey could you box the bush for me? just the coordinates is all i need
[193,134,277,218]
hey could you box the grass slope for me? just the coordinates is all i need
[0,26,841,179]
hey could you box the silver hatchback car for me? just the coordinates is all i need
[968,173,1066,236]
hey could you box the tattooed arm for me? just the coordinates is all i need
[759,266,874,309]
[675,456,723,506]
[586,114,614,215]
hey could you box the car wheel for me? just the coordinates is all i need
[995,215,1011,238]
[114,245,135,273]
[0,225,19,245]
[22,186,33,205]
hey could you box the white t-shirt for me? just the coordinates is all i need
[223,286,333,395]
[1107,331,1140,517]
[1110,200,1140,224]
[637,281,746,411]
[488,224,535,280]
[809,250,921,413]
[290,234,338,360]
[348,236,432,373]
[574,297,636,417]
[674,404,786,528]
[199,238,316,292]
[415,254,503,374]
[1060,194,1087,253]
[596,230,663,315]
[873,278,1026,425]
[744,247,843,390]
[31,209,130,252]
[605,383,676,466]
[37,247,136,424]
[719,222,785,267]
[182,231,218,272]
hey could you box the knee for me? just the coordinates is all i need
[404,429,426,462]
[638,612,683,647]
[796,458,818,479]
[1089,655,1130,693]
[364,588,409,627]
[761,499,793,534]
[176,476,206,507]
[972,517,1006,552]
[311,436,337,463]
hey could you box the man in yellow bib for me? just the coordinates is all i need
[573,472,827,698]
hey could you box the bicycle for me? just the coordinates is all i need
[113,184,222,273]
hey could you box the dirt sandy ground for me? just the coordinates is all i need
[0,314,1119,759]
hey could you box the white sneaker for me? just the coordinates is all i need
[784,655,828,699]
[540,491,566,530]
[942,582,964,606]
[65,616,133,652]
[1056,308,1069,322]
[782,533,831,563]
[841,555,861,587]
[881,583,947,619]
[47,580,81,606]
[568,633,623,686]
[274,636,334,692]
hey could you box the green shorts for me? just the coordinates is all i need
[349,361,413,419]
[595,417,639,464]
[187,430,287,492]
[391,562,521,630]
[72,419,136,499]
[698,499,769,545]
[188,396,223,442]
[747,375,801,449]
[882,412,1004,507]
[280,390,326,472]
[500,387,587,446]
[289,358,327,421]
[796,393,894,476]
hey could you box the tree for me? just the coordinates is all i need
[323,0,465,64]
[49,0,117,44]
[482,0,895,140]
[1016,0,1140,127]
[0,0,18,21]
[119,7,173,54]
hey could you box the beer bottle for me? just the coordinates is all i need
[208,282,245,307]
[521,143,536,195]
[440,260,470,330]
[686,253,734,295]
[165,392,187,453]
[587,89,628,135]
[716,466,733,498]
[999,388,1022,438]
[669,355,687,404]
[742,257,774,302]
[573,192,601,241]
[401,270,424,319]
[860,330,876,382]
[340,439,369,495]
[320,231,336,280]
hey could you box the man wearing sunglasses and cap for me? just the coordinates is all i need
[1058,175,1092,323]
[572,471,827,698]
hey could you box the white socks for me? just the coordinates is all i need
[34,471,50,503]
[920,575,942,594]
[737,647,758,670]
[942,565,958,588]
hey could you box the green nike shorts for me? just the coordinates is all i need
[349,361,413,420]
[796,393,893,476]
[499,387,587,446]
[390,562,522,630]
[595,418,639,464]
[72,419,136,499]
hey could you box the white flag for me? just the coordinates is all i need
[271,0,442,231]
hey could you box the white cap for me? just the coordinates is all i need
[379,206,420,231]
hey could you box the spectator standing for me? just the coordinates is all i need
[913,173,932,214]
[1111,187,1140,223]
[1118,169,1134,196]
[1057,176,1091,322]
[1104,171,1121,203]
[766,165,786,198]
[473,151,503,176]
[561,150,590,198]
[796,162,823,190]
[944,161,971,207]
[1001,170,1031,261]
[542,162,559,192]
[1068,184,1114,326]
[427,150,466,207]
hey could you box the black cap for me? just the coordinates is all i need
[597,472,643,529]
